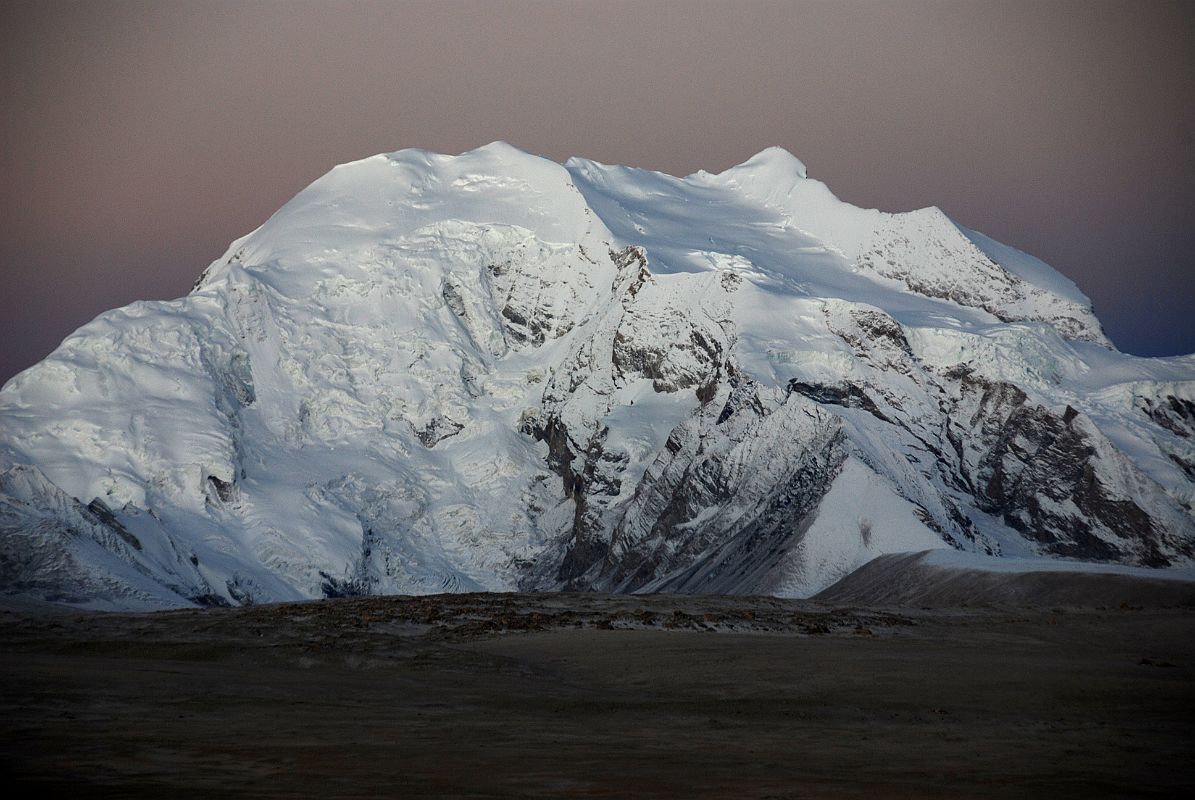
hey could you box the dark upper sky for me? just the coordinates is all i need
[3,0,1193,384]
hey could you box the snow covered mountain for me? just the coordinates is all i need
[2,142,1193,610]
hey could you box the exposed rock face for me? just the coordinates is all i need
[0,142,1192,609]
[946,377,1182,565]
[1142,394,1195,439]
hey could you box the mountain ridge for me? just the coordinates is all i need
[2,142,1192,610]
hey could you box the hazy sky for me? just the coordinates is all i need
[3,0,1193,383]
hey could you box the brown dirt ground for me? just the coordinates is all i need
[1,593,1192,799]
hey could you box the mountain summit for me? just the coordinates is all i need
[2,143,1192,609]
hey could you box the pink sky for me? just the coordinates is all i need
[2,0,1193,382]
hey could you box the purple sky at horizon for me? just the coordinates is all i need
[2,0,1193,384]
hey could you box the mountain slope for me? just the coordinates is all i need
[813,550,1195,607]
[2,142,1192,609]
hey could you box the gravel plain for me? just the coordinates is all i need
[2,592,1192,798]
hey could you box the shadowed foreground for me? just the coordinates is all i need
[2,593,1192,798]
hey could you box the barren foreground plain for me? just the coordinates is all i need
[2,590,1192,798]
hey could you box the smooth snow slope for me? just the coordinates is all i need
[1,142,1192,609]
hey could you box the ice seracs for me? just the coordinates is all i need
[2,142,1192,609]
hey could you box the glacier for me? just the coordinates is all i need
[1,141,1192,610]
